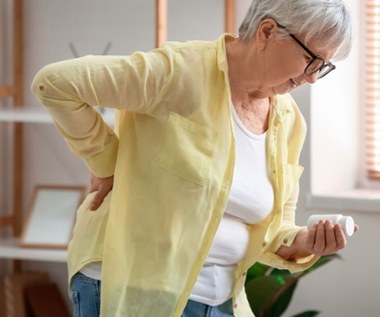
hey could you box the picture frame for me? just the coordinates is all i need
[19,185,86,249]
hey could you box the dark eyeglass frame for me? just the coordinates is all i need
[277,23,336,79]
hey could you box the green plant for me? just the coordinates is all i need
[245,254,340,317]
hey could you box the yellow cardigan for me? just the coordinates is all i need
[32,34,318,317]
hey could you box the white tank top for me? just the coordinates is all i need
[190,105,274,306]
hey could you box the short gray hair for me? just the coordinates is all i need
[238,0,352,60]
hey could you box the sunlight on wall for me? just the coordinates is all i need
[310,0,361,194]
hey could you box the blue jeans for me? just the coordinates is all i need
[182,298,234,317]
[70,272,234,317]
[71,272,101,317]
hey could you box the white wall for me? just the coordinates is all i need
[2,0,379,316]
[309,0,361,194]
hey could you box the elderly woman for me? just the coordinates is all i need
[32,0,354,316]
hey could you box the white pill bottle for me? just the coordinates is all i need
[307,214,355,237]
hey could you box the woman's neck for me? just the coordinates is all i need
[226,36,272,134]
[226,37,263,99]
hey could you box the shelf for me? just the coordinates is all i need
[0,107,115,125]
[0,108,52,123]
[0,237,67,262]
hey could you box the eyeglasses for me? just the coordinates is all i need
[278,24,336,79]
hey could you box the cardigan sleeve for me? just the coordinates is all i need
[31,50,175,177]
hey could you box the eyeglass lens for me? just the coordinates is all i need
[305,58,334,79]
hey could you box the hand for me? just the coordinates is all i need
[89,174,114,210]
[294,220,359,257]
[277,220,359,260]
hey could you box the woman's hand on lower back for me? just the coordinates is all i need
[89,174,114,210]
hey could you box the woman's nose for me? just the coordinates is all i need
[304,71,319,84]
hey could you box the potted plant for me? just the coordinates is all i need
[245,254,340,317]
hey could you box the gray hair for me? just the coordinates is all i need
[238,0,352,60]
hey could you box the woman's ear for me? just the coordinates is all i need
[256,19,278,49]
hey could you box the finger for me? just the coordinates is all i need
[89,186,98,194]
[90,183,112,210]
[313,221,327,254]
[324,221,338,254]
[354,224,359,233]
[304,225,317,251]
[90,190,104,210]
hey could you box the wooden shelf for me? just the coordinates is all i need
[0,237,67,263]
[0,107,115,125]
[0,108,52,123]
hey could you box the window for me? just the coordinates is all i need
[366,0,380,180]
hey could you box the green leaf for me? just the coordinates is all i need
[305,254,341,274]
[246,262,271,284]
[296,254,342,279]
[263,278,298,317]
[269,267,292,277]
[245,275,299,317]
[290,310,320,317]
[245,275,284,314]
